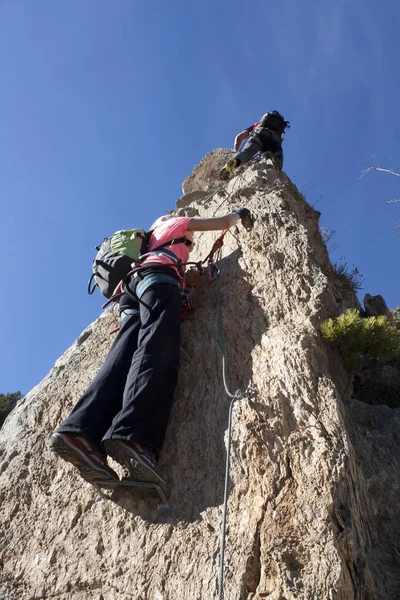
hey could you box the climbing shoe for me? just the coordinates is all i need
[49,432,119,486]
[103,438,169,496]
[219,158,239,180]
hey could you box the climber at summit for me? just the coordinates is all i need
[50,208,252,496]
[219,110,290,179]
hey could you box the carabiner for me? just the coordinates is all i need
[206,260,220,282]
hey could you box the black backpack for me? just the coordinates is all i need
[87,229,191,299]
[259,111,290,136]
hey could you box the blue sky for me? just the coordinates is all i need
[1,0,399,394]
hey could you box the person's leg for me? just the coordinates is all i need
[219,136,264,179]
[103,281,182,490]
[54,307,141,443]
[103,282,182,449]
[258,131,284,170]
[50,290,141,483]
[234,136,264,164]
[271,149,283,170]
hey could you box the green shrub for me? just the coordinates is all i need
[0,391,22,428]
[391,306,400,331]
[321,309,400,372]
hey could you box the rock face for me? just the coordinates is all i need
[181,148,233,194]
[1,153,399,600]
[363,293,393,321]
[353,359,400,409]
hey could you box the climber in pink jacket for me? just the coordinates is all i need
[50,209,252,496]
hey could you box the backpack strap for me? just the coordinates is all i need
[150,236,192,253]
[88,272,97,295]
[139,231,192,257]
[138,235,192,277]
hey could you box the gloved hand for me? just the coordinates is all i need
[234,208,250,219]
[234,208,253,230]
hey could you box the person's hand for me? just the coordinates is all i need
[234,208,253,230]
[234,208,250,219]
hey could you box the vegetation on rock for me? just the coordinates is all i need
[321,308,400,373]
[0,391,22,428]
[391,306,400,331]
[333,263,364,293]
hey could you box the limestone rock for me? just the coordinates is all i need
[353,360,400,408]
[363,293,393,322]
[334,399,400,597]
[176,190,210,210]
[1,152,399,599]
[181,148,233,194]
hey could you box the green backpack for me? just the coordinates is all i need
[88,229,191,299]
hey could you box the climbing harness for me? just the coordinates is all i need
[105,227,228,308]
[104,229,229,333]
[181,286,195,320]
[101,256,203,310]
[88,230,193,300]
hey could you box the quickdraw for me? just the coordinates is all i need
[201,229,228,283]
[205,260,220,282]
[202,229,229,265]
[181,287,195,321]
[180,264,204,321]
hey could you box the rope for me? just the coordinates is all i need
[212,171,244,217]
[214,266,240,400]
[214,263,243,600]
[218,394,237,600]
[202,229,229,266]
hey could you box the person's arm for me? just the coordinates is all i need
[188,213,239,232]
[234,129,250,151]
[187,209,252,232]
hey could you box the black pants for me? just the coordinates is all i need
[56,269,182,453]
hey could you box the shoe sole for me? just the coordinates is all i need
[50,433,118,487]
[103,439,170,498]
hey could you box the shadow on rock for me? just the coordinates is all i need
[332,397,400,599]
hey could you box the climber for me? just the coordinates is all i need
[219,110,290,179]
[49,209,252,495]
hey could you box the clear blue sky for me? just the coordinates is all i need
[1,0,399,395]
